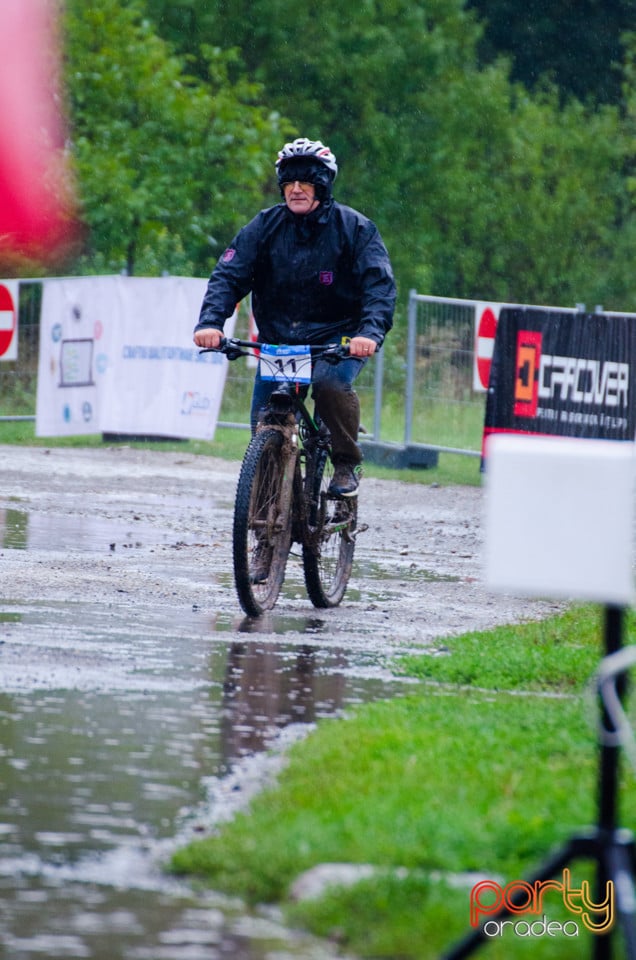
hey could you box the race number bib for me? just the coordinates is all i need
[259,344,312,383]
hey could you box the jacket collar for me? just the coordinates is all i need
[283,198,333,224]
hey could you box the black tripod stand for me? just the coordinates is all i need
[442,606,636,959]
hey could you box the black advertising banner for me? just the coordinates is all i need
[483,308,636,453]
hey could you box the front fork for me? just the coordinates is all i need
[275,432,300,543]
[255,414,301,543]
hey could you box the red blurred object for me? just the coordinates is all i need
[0,0,77,261]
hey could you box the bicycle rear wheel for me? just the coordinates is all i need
[233,428,292,617]
[302,450,356,608]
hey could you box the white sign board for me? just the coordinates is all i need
[485,434,635,605]
[36,276,235,440]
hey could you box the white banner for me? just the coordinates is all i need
[36,276,235,440]
[36,276,106,436]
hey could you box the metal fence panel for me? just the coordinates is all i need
[6,281,609,462]
[0,282,41,418]
[405,292,485,455]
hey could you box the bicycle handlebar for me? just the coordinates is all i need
[200,337,350,364]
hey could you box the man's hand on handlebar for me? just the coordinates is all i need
[194,329,375,359]
[194,327,224,350]
[348,336,377,358]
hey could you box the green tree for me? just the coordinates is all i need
[64,0,288,276]
[72,0,636,311]
[143,0,488,291]
[420,76,631,307]
[143,0,636,309]
[467,0,636,105]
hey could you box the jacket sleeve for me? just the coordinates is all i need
[194,215,262,333]
[351,219,396,347]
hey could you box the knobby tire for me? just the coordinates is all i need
[232,428,292,617]
[302,449,356,608]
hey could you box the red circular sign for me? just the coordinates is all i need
[0,283,16,357]
[476,307,498,389]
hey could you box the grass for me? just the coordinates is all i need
[170,604,636,958]
[396,604,603,692]
[0,420,483,487]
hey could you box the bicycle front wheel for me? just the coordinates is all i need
[233,428,292,617]
[302,451,356,608]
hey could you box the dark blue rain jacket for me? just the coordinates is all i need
[195,199,396,347]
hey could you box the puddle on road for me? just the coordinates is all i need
[0,506,176,554]
[0,595,412,960]
[355,557,461,583]
[1,508,460,591]
[0,503,422,957]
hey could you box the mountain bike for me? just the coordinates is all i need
[209,337,362,618]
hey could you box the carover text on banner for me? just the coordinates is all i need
[482,307,636,455]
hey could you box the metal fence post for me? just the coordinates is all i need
[404,289,417,445]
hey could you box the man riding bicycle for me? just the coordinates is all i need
[193,137,396,497]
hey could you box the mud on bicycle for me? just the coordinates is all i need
[205,337,365,618]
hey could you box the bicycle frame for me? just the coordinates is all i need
[201,337,357,616]
[248,348,336,549]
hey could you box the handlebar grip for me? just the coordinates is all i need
[198,336,242,359]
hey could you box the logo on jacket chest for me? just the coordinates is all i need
[319,271,334,286]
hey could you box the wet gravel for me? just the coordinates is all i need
[0,443,559,675]
[0,444,563,960]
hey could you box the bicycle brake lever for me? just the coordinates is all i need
[321,345,349,365]
[197,338,243,360]
[216,338,246,361]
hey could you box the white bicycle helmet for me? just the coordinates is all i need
[275,138,338,180]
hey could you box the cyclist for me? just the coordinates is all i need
[193,137,396,497]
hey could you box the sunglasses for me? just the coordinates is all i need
[281,180,315,193]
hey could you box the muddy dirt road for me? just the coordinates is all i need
[0,444,561,960]
[0,444,557,676]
